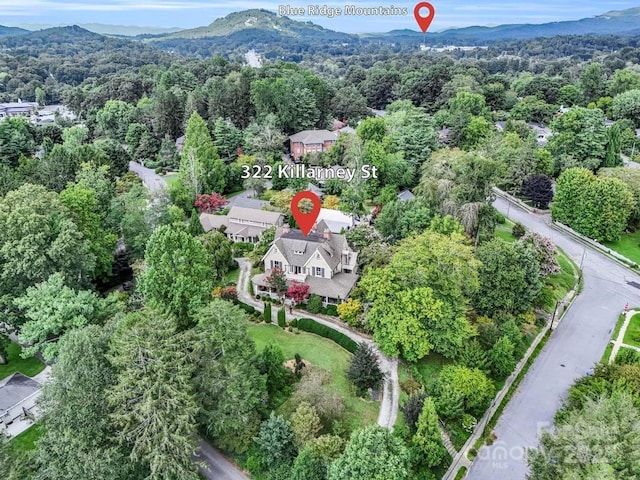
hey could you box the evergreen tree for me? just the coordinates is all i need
[346,342,385,394]
[412,397,448,468]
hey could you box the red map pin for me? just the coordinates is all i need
[414,2,436,33]
[291,190,321,236]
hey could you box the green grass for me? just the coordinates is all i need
[623,313,640,348]
[612,313,627,341]
[495,220,516,243]
[415,353,452,385]
[163,174,179,187]
[537,248,579,314]
[222,268,240,286]
[246,323,379,432]
[604,230,640,265]
[0,342,45,381]
[602,343,614,363]
[455,466,468,480]
[8,424,43,454]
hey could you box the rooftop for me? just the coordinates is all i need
[289,130,337,145]
[0,373,41,413]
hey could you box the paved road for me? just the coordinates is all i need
[236,258,400,429]
[128,161,167,193]
[196,439,249,480]
[467,197,640,479]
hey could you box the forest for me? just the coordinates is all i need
[0,22,639,480]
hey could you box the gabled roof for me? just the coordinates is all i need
[227,206,283,224]
[289,130,337,145]
[317,208,354,233]
[397,190,415,202]
[0,373,40,413]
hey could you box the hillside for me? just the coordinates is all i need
[372,6,640,44]
[0,25,28,37]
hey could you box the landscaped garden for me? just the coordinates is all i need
[604,229,640,265]
[0,341,44,381]
[247,323,379,432]
[623,313,640,348]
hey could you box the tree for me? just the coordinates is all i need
[60,182,118,280]
[519,232,560,277]
[360,231,478,360]
[412,397,448,468]
[488,335,517,378]
[293,367,344,424]
[401,391,428,433]
[328,425,411,480]
[548,107,608,173]
[137,224,215,327]
[331,86,370,122]
[474,240,542,316]
[254,413,297,470]
[108,310,199,480]
[14,273,114,360]
[0,184,94,324]
[612,89,640,127]
[257,343,292,406]
[198,230,233,283]
[337,298,363,327]
[609,69,640,97]
[375,198,433,242]
[436,365,495,418]
[551,167,594,227]
[603,123,623,168]
[291,402,322,448]
[192,300,267,453]
[357,117,387,143]
[290,447,327,480]
[212,117,243,160]
[0,117,35,166]
[265,267,288,299]
[287,282,310,305]
[322,195,340,210]
[194,192,228,213]
[346,342,384,394]
[35,325,135,480]
[96,100,134,141]
[528,393,640,480]
[0,334,8,365]
[580,63,605,104]
[521,174,553,209]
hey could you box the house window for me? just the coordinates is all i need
[294,266,303,274]
[313,267,325,278]
[270,260,283,270]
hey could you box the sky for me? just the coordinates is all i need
[1,0,639,33]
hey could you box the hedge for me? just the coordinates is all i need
[297,318,358,353]
[264,302,272,323]
[277,308,286,328]
[237,301,261,320]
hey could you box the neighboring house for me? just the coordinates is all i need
[0,373,40,432]
[438,126,451,144]
[289,130,337,160]
[0,102,38,120]
[337,125,356,135]
[199,206,284,243]
[317,208,354,233]
[175,135,186,153]
[397,190,415,202]
[528,123,552,145]
[253,221,359,305]
[306,182,324,199]
[494,121,507,131]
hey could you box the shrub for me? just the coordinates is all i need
[306,294,323,314]
[324,304,338,316]
[512,222,526,238]
[290,318,298,328]
[237,301,257,316]
[297,318,358,353]
[278,308,286,328]
[495,212,507,224]
[264,302,272,323]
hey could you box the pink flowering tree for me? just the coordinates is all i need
[520,232,560,277]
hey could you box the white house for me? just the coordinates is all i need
[317,208,354,233]
[0,373,40,434]
[252,221,359,305]
[199,206,284,243]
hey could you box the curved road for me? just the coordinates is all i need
[236,258,400,429]
[467,197,640,479]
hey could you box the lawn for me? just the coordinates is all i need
[537,248,578,313]
[0,342,45,381]
[415,352,452,386]
[495,220,516,243]
[246,323,379,432]
[623,313,640,348]
[223,268,240,286]
[8,424,43,454]
[604,229,640,265]
[163,174,179,187]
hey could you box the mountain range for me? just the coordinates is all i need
[1,7,639,52]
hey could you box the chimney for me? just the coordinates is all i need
[283,224,290,234]
[323,228,331,240]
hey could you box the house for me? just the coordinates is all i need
[199,206,284,243]
[494,121,507,131]
[528,123,552,145]
[317,208,354,233]
[175,135,185,153]
[289,130,337,160]
[0,373,41,433]
[306,182,324,199]
[397,190,415,202]
[252,221,359,305]
[0,102,38,120]
[337,125,356,135]
[438,126,451,144]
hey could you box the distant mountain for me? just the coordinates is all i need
[371,6,640,44]
[0,25,28,37]
[12,23,183,37]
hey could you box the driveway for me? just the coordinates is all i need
[128,161,167,193]
[467,197,640,479]
[236,258,399,429]
[196,439,249,480]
